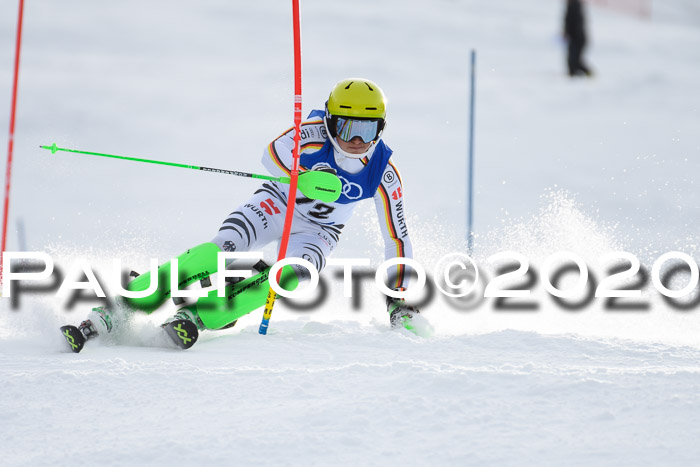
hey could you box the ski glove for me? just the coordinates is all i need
[313,166,337,176]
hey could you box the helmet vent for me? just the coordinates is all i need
[343,81,374,91]
[340,105,352,109]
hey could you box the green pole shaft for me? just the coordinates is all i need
[39,143,286,183]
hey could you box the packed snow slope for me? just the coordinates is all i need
[3,323,700,466]
[1,0,700,465]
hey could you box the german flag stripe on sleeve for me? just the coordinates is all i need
[267,119,326,175]
[301,142,324,152]
[376,183,406,289]
[266,141,291,176]
[387,160,402,186]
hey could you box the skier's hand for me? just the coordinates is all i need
[312,165,337,176]
[296,168,341,202]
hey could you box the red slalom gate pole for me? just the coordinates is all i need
[1,0,26,287]
[259,0,303,334]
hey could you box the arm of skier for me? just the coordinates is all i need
[261,116,327,178]
[373,160,414,291]
[262,126,296,178]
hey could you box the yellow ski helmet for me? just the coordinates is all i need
[326,78,386,119]
[325,78,386,143]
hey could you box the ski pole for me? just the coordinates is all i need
[40,143,340,202]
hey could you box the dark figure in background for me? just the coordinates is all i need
[564,0,592,77]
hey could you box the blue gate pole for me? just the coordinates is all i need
[467,49,476,255]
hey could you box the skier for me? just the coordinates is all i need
[62,78,419,352]
[564,0,593,77]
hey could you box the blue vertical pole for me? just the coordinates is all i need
[467,50,476,255]
[16,218,26,251]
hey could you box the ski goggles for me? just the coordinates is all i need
[334,117,383,143]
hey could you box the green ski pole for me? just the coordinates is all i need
[40,143,341,202]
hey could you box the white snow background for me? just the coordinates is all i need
[1,0,700,465]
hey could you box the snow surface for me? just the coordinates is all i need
[1,0,700,465]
